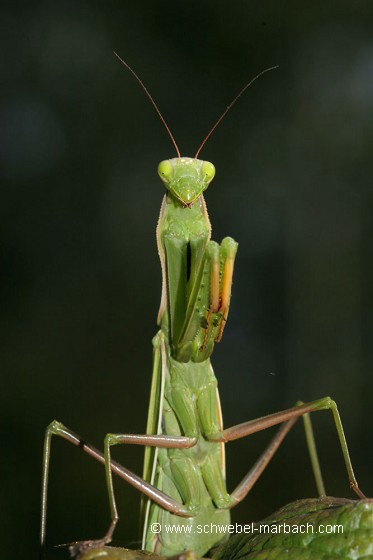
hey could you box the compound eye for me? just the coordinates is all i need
[158,160,173,182]
[201,161,215,183]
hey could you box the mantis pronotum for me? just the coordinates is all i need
[40,55,365,559]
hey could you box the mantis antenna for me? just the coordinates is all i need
[194,65,279,158]
[114,52,277,161]
[114,52,181,158]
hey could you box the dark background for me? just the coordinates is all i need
[1,2,372,558]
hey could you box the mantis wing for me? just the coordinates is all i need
[140,332,167,544]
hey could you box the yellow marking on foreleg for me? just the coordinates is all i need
[217,256,234,342]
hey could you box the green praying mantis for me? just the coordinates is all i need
[40,55,366,559]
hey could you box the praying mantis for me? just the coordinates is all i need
[40,55,366,559]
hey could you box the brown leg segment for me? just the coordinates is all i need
[207,397,365,507]
[40,421,197,558]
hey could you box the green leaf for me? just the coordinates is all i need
[212,497,373,560]
[74,498,373,560]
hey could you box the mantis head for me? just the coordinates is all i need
[158,158,215,207]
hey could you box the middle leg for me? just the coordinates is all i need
[207,397,365,508]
